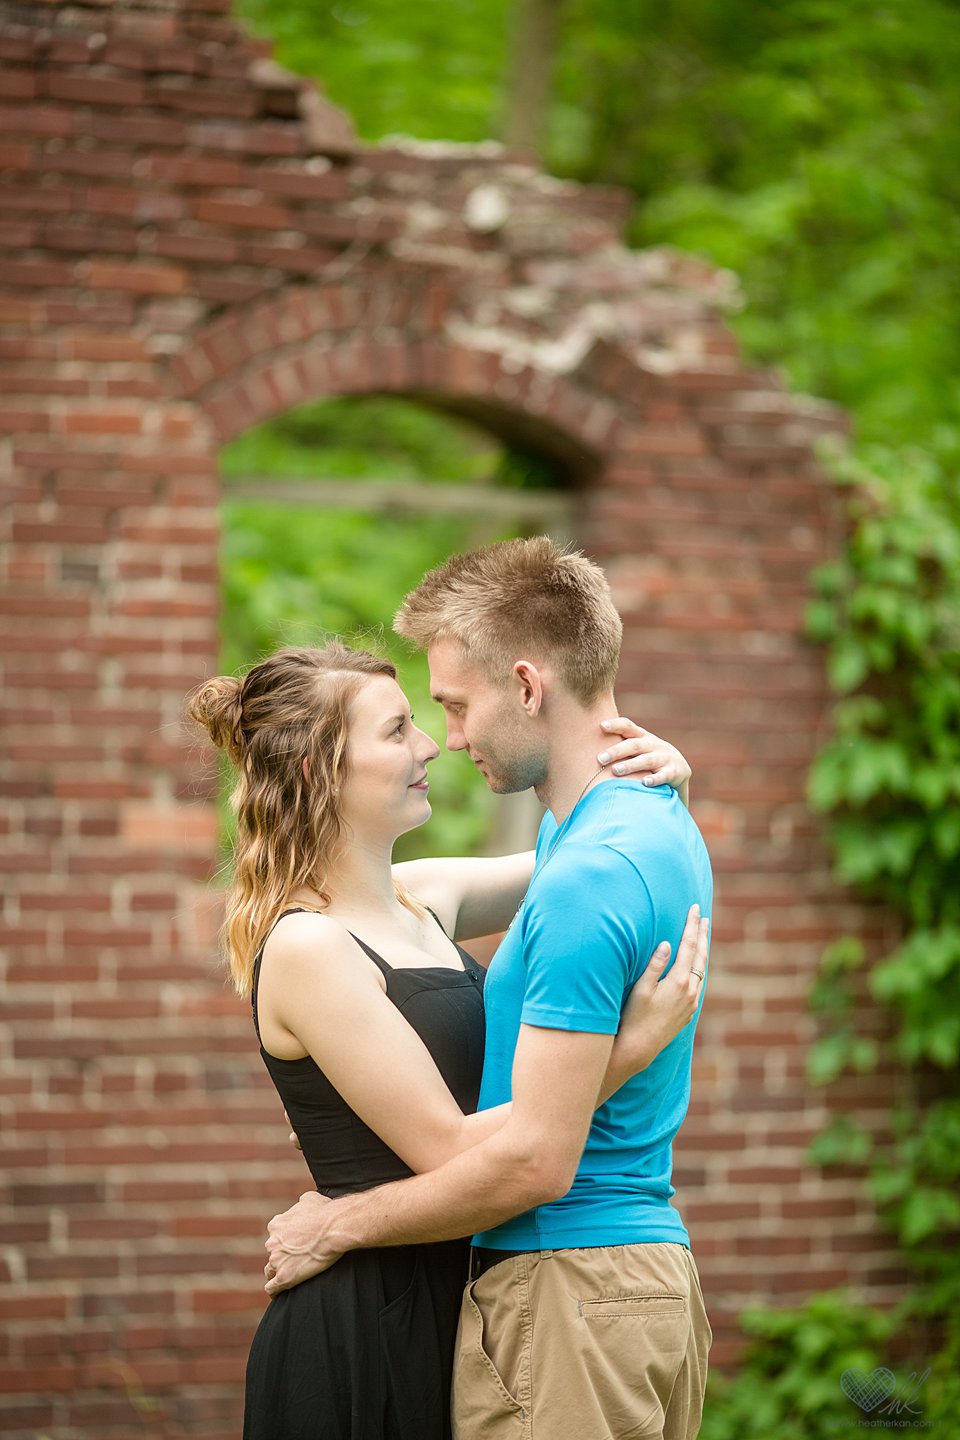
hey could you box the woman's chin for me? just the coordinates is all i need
[399,800,431,836]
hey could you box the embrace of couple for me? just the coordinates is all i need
[190,536,713,1440]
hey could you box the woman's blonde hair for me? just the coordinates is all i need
[189,642,421,997]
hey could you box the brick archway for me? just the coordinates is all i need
[172,277,622,467]
[0,3,904,1435]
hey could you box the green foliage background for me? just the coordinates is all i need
[696,445,960,1433]
[235,0,960,464]
[221,0,960,1428]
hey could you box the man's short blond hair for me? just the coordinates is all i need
[394,536,622,703]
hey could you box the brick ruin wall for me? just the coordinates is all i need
[0,2,906,1434]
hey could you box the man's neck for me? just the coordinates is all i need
[534,691,619,824]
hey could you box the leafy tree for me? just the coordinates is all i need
[806,444,960,1366]
[554,0,960,456]
[235,0,509,143]
[235,0,960,463]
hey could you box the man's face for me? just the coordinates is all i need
[427,636,547,795]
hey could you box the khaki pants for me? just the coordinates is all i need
[451,1243,711,1440]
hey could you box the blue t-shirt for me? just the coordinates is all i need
[474,778,712,1251]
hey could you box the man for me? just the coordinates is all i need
[265,537,713,1439]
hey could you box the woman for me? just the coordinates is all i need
[189,642,705,1440]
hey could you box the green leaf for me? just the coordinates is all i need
[829,641,871,693]
[807,1030,858,1086]
[899,1187,960,1246]
[808,1115,873,1168]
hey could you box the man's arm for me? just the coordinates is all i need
[265,1023,613,1294]
[282,902,709,1153]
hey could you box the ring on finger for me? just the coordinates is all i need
[691,968,704,981]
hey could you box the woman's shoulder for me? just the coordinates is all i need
[263,908,356,967]
[260,910,391,1011]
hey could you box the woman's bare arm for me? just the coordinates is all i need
[393,852,534,945]
[278,903,710,1183]
[259,911,511,1173]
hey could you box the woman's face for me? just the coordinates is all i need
[339,674,441,843]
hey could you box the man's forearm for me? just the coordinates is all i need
[326,1123,558,1254]
[266,1028,613,1293]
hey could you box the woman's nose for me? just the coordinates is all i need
[418,727,441,762]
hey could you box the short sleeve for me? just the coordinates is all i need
[518,844,656,1034]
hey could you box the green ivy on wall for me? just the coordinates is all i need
[703,443,960,1435]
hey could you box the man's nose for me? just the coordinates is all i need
[445,720,467,752]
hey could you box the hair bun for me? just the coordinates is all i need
[188,675,245,762]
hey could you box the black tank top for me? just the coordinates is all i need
[251,909,487,1197]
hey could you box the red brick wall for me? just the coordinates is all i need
[0,2,906,1434]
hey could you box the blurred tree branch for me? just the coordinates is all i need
[502,0,564,154]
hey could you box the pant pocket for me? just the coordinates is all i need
[451,1279,525,1440]
[581,1294,686,1319]
[579,1293,692,1438]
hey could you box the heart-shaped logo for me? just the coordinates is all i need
[840,1367,897,1412]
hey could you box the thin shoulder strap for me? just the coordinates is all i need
[347,923,467,976]
[346,932,393,977]
[427,904,481,976]
[251,906,311,1043]
[425,905,449,937]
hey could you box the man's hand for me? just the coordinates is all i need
[598,717,691,799]
[264,1191,343,1296]
[611,904,709,1080]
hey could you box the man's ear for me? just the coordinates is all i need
[512,660,544,717]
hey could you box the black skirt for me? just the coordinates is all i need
[243,1238,470,1440]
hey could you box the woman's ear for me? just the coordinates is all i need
[302,756,311,785]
